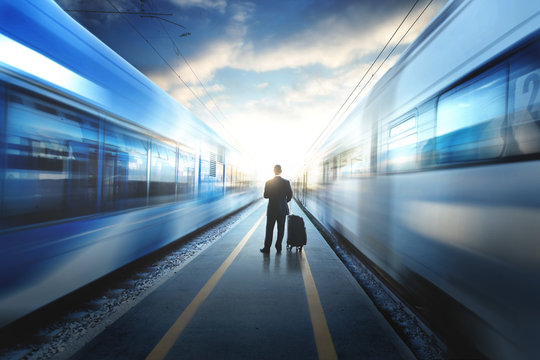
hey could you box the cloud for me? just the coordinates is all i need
[153,0,441,89]
[145,0,448,175]
[242,2,442,73]
[170,0,227,12]
[229,1,255,23]
[147,1,255,86]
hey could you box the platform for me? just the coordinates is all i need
[70,200,414,360]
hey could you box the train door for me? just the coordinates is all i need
[102,122,149,211]
[65,138,99,215]
[0,85,4,217]
[102,148,129,210]
[178,149,196,200]
[66,141,89,211]
[114,151,129,207]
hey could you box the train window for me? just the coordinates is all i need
[338,151,351,178]
[387,113,417,171]
[212,149,224,183]
[199,148,224,199]
[34,103,58,115]
[330,156,339,181]
[8,93,22,104]
[323,161,331,184]
[209,152,217,177]
[178,150,196,200]
[332,149,361,178]
[506,40,540,156]
[226,164,247,193]
[2,89,99,228]
[225,164,233,191]
[225,164,240,193]
[436,66,507,163]
[103,123,148,210]
[350,146,364,177]
[217,149,225,183]
[149,140,176,204]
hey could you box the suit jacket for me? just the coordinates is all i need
[264,176,293,217]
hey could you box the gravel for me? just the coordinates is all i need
[0,201,262,360]
[298,200,446,360]
[332,245,445,359]
[1,199,444,360]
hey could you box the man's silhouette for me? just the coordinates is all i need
[260,164,293,253]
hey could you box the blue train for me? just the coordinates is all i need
[0,0,258,327]
[296,0,540,358]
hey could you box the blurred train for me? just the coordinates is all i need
[0,0,258,327]
[296,0,540,358]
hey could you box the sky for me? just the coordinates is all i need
[54,0,448,181]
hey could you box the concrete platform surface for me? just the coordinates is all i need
[70,200,414,360]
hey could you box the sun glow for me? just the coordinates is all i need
[232,124,307,185]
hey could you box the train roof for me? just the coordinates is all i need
[0,0,230,150]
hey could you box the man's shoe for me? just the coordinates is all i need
[260,248,270,253]
[275,247,282,253]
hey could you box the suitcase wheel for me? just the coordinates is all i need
[297,246,303,252]
[286,244,292,251]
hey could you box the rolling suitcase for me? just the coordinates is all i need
[286,214,307,251]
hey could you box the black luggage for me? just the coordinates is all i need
[286,214,307,251]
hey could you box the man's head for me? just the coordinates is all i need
[273,164,282,175]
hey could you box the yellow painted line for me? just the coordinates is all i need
[299,250,338,360]
[146,212,266,360]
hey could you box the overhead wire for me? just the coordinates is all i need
[307,0,429,153]
[144,0,242,149]
[139,15,186,29]
[146,0,233,129]
[339,0,435,119]
[65,9,171,15]
[104,0,241,149]
[145,0,180,55]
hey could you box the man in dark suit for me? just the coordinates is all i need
[260,164,293,253]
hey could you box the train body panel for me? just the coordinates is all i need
[298,0,540,358]
[0,192,255,326]
[0,0,257,327]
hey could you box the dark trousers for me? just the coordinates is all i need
[264,213,286,250]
